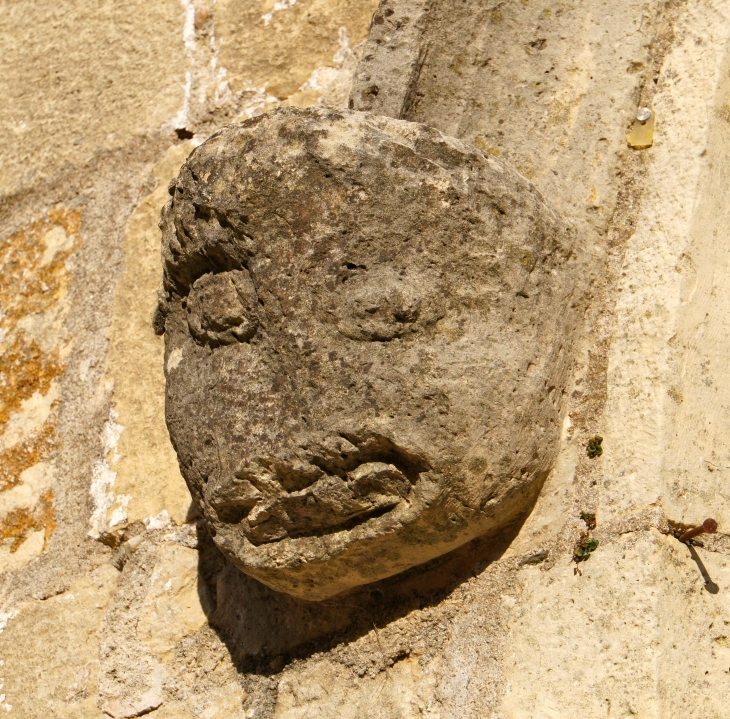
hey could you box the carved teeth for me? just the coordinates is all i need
[239,462,411,545]
[347,462,410,500]
[247,500,276,527]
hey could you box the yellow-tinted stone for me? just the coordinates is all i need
[0,210,81,568]
[149,682,247,719]
[0,564,119,718]
[100,144,195,532]
[215,0,379,101]
[276,657,429,718]
[0,0,187,198]
[136,544,209,661]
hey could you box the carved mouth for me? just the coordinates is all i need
[207,432,429,545]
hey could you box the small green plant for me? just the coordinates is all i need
[586,435,603,458]
[573,517,599,574]
[573,535,599,561]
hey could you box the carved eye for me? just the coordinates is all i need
[186,269,259,346]
[335,267,430,342]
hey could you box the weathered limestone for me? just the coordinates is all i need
[3,0,730,715]
[607,10,730,527]
[99,539,215,719]
[135,544,209,661]
[93,143,196,540]
[349,0,430,118]
[0,0,382,713]
[160,107,581,599]
[275,656,429,718]
[0,210,81,572]
[503,529,730,718]
[0,563,119,718]
[216,0,379,106]
[0,0,188,198]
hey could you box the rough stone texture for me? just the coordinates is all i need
[351,0,649,248]
[0,564,119,717]
[349,0,430,118]
[98,535,218,718]
[0,209,81,571]
[0,0,187,199]
[606,5,730,528]
[160,107,581,599]
[4,0,730,715]
[502,528,730,718]
[94,144,196,539]
[216,0,379,104]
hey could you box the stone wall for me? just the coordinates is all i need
[2,0,730,717]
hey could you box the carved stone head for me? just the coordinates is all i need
[159,107,579,600]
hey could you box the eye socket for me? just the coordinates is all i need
[334,267,436,342]
[186,269,259,347]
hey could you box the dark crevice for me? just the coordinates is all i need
[279,501,398,543]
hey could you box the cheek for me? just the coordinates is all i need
[170,337,309,456]
[388,328,504,436]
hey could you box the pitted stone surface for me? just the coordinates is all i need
[160,107,582,599]
[3,0,730,712]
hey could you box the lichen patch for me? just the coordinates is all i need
[0,208,81,567]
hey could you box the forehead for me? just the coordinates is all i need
[250,221,438,282]
[161,109,557,299]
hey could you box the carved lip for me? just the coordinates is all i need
[209,432,430,545]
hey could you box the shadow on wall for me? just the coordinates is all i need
[195,511,529,673]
